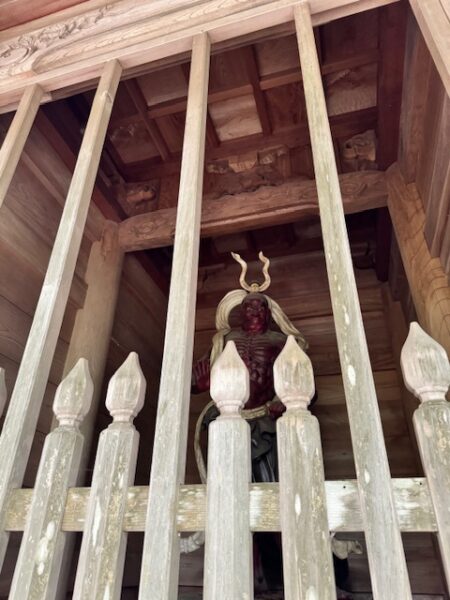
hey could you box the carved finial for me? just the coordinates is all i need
[53,359,93,427]
[105,352,146,422]
[274,336,315,410]
[210,341,249,417]
[0,368,6,418]
[401,322,450,403]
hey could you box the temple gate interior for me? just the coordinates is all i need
[0,1,449,598]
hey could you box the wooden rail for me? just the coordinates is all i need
[2,479,438,534]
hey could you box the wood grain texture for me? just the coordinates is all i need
[3,478,437,534]
[387,164,450,356]
[0,0,399,111]
[73,353,145,600]
[119,171,387,251]
[408,0,450,98]
[139,34,210,600]
[401,323,450,588]
[204,342,252,600]
[0,59,121,573]
[294,4,411,598]
[9,360,93,600]
[275,337,336,599]
[0,84,43,207]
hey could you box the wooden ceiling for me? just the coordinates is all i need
[0,0,89,30]
[38,3,406,273]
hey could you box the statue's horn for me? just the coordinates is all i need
[231,252,252,292]
[258,252,271,292]
[231,251,271,293]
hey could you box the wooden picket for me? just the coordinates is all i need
[275,336,336,600]
[9,360,93,600]
[203,341,253,600]
[73,353,145,600]
[401,322,450,588]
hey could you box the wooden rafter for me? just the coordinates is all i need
[124,79,171,161]
[243,45,271,135]
[0,0,400,110]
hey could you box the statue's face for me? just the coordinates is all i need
[240,295,270,333]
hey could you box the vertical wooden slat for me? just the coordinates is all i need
[0,368,6,419]
[54,223,124,600]
[203,341,253,600]
[0,59,122,570]
[294,4,411,598]
[139,33,210,600]
[73,353,145,600]
[9,360,93,600]
[401,322,450,588]
[274,336,336,600]
[0,84,43,208]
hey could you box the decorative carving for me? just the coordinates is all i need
[340,129,377,171]
[0,6,110,76]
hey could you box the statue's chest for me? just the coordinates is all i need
[226,334,281,368]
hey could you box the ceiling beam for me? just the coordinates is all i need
[243,45,271,135]
[124,79,171,161]
[0,0,399,111]
[118,170,387,252]
[121,107,377,182]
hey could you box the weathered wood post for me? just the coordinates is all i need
[0,84,43,208]
[72,352,145,600]
[9,359,93,600]
[0,368,5,419]
[274,335,336,600]
[139,33,210,600]
[401,322,450,587]
[203,341,253,600]
[294,3,411,597]
[0,59,122,571]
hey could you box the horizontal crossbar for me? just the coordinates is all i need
[5,478,435,533]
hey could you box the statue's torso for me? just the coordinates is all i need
[225,329,286,408]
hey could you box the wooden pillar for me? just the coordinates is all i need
[54,222,123,600]
[294,4,411,597]
[401,322,450,588]
[139,33,210,600]
[203,341,252,600]
[62,221,124,473]
[0,59,122,570]
[386,164,450,356]
[0,84,43,208]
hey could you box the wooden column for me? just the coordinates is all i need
[139,33,210,600]
[275,336,335,600]
[54,222,123,600]
[0,84,43,208]
[203,342,252,600]
[0,368,5,418]
[0,59,122,570]
[401,322,450,587]
[408,0,450,98]
[73,353,145,600]
[294,4,411,598]
[387,164,450,356]
[9,360,93,600]
[63,221,124,473]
